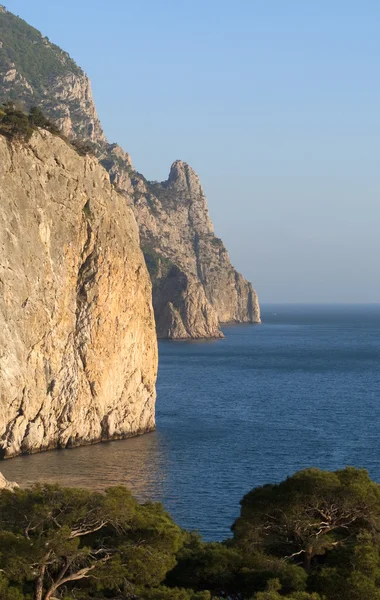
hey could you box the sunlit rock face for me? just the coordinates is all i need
[0,8,106,147]
[124,160,261,338]
[0,131,157,458]
[0,5,260,340]
[0,471,18,490]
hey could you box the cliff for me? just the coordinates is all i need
[0,130,157,458]
[124,161,260,338]
[0,6,260,339]
[0,7,106,146]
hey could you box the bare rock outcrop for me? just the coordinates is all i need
[0,131,157,458]
[0,471,18,490]
[0,66,105,147]
[40,72,106,145]
[115,160,260,338]
[152,265,222,339]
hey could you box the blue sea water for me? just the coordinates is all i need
[2,304,380,541]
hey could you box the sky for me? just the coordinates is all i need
[5,0,380,302]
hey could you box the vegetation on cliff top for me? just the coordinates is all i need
[0,5,81,98]
[1,467,380,599]
[0,103,60,140]
[0,103,95,157]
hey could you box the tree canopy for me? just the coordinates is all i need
[2,468,380,599]
[0,485,183,600]
[232,467,380,571]
[0,103,61,141]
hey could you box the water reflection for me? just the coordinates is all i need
[1,431,167,502]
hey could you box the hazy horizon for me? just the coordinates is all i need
[6,0,380,303]
[261,301,380,305]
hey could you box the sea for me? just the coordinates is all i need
[2,304,380,541]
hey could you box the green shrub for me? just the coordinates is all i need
[0,485,183,600]
[28,105,59,135]
[0,104,92,159]
[0,103,33,140]
[0,103,64,141]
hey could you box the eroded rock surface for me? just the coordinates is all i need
[0,6,261,339]
[116,160,260,338]
[0,471,18,490]
[0,131,157,458]
[0,8,106,147]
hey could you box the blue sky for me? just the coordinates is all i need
[5,0,380,302]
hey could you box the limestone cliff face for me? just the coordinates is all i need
[114,160,260,338]
[40,72,106,145]
[0,6,261,340]
[0,64,105,146]
[0,7,106,146]
[0,131,157,458]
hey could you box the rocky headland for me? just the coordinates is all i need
[126,159,260,338]
[0,6,260,457]
[0,5,260,340]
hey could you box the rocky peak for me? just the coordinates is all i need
[167,160,204,196]
[106,143,133,167]
[136,155,260,337]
